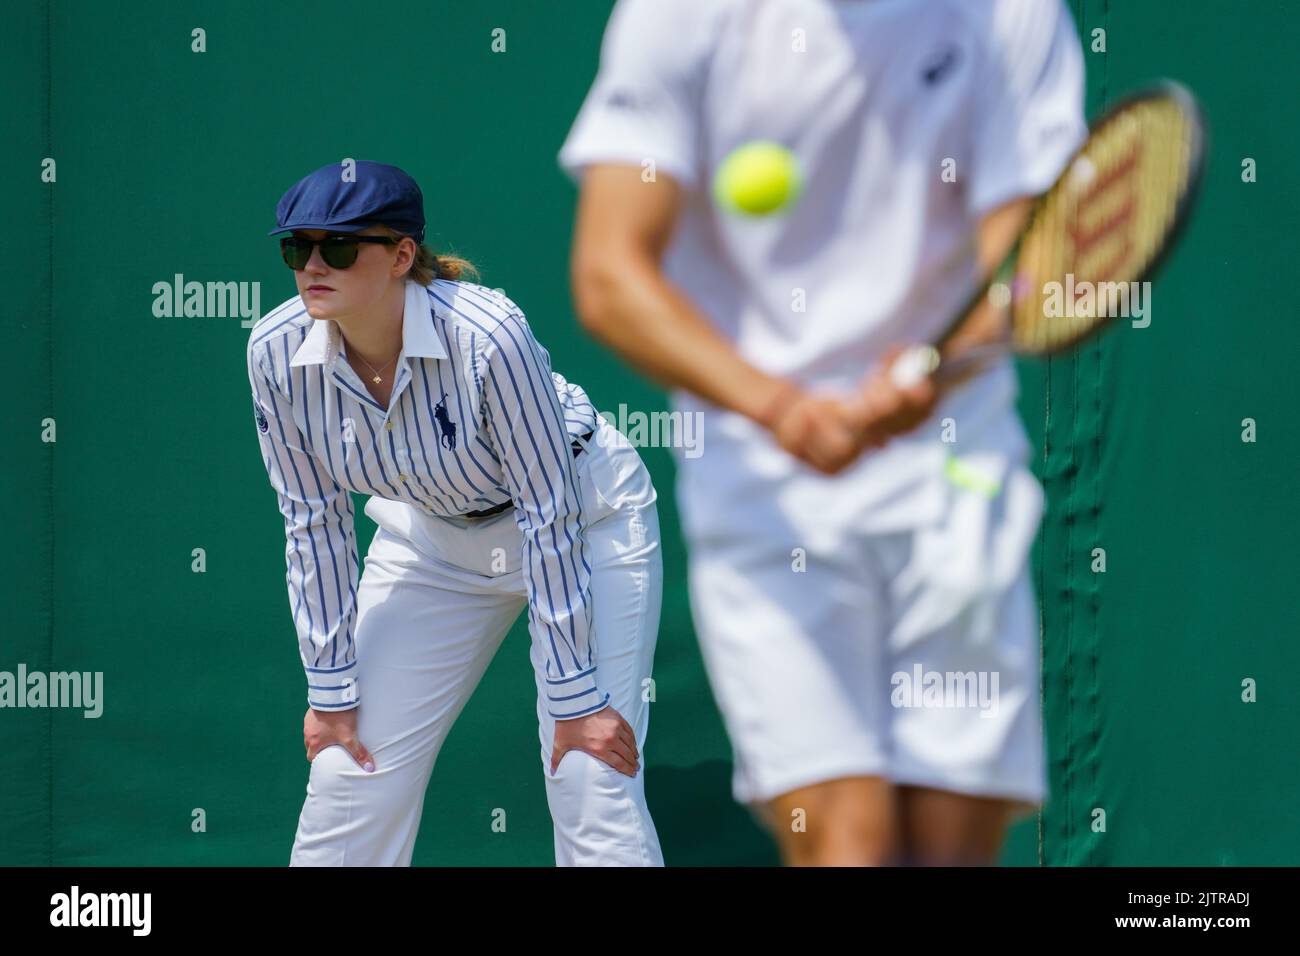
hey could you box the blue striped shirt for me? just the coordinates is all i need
[246,278,604,718]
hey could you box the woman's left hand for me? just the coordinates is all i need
[550,704,640,777]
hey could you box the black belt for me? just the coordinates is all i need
[462,429,593,518]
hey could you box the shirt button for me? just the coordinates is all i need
[398,474,408,482]
[384,422,394,431]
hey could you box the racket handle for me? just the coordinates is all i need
[890,342,1011,388]
[889,345,941,388]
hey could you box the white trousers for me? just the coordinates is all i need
[290,417,665,866]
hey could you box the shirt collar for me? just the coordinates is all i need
[289,279,448,369]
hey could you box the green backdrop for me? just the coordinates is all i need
[3,0,1296,866]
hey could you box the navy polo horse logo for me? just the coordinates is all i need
[433,393,457,450]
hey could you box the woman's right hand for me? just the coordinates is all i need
[550,704,640,777]
[304,706,376,772]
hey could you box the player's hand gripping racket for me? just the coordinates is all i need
[890,81,1206,389]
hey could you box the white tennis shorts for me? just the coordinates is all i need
[682,445,1047,810]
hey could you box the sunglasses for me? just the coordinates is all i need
[279,234,397,270]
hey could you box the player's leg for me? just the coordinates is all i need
[535,429,664,865]
[767,776,901,866]
[896,785,1033,865]
[880,460,1047,867]
[290,526,522,866]
[684,501,895,867]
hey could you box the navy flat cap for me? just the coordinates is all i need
[268,160,426,242]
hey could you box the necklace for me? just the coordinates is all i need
[352,350,400,385]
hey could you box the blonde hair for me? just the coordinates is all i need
[375,224,478,286]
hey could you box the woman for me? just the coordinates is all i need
[248,160,663,865]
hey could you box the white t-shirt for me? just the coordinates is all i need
[559,0,1086,537]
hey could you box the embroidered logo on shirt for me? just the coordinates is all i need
[606,87,649,111]
[921,45,962,86]
[253,397,269,434]
[433,393,457,450]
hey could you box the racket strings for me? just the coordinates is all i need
[1010,95,1196,353]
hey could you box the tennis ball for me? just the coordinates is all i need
[713,142,801,216]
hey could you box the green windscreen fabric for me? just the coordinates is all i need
[3,0,1296,866]
[1024,1,1299,866]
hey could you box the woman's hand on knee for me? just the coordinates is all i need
[550,704,640,777]
[304,706,376,772]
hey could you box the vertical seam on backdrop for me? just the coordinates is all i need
[1042,0,1090,869]
[1037,345,1052,860]
[1037,0,1070,861]
[1055,0,1090,866]
[1045,0,1086,868]
[1035,474,1046,865]
[43,0,55,868]
[1039,355,1053,862]
[1088,350,1100,867]
[1065,336,1077,858]
[1038,330,1053,856]
[1089,0,1111,867]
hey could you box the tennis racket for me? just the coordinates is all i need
[890,81,1206,388]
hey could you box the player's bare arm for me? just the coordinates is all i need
[571,163,867,473]
[571,165,791,420]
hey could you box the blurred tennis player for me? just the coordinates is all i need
[561,0,1086,865]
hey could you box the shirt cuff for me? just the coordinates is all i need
[545,666,610,720]
[305,660,359,710]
